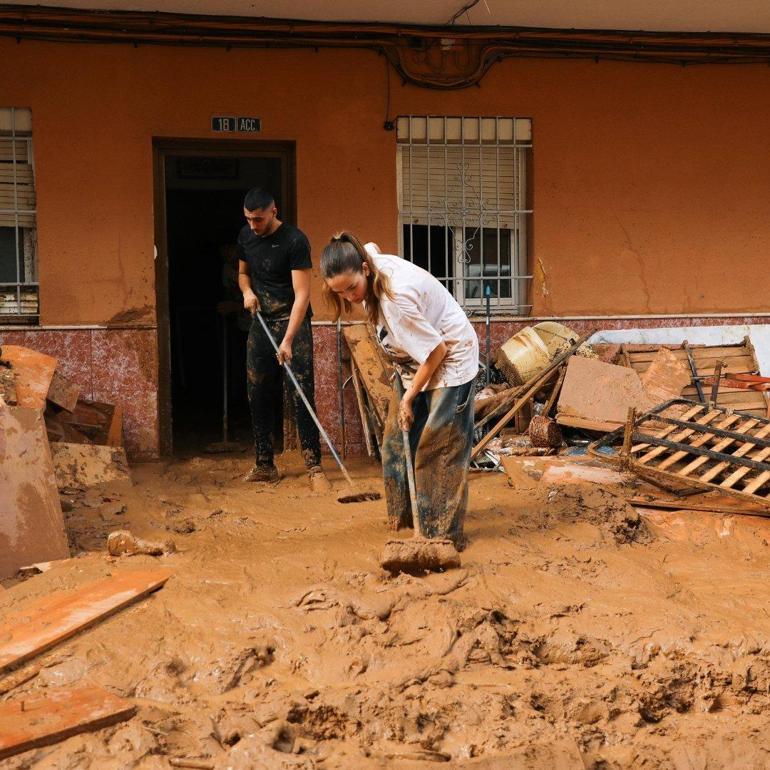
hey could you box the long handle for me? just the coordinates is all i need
[254,311,354,487]
[394,373,423,536]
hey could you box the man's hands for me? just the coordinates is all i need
[398,392,415,432]
[277,337,293,365]
[243,290,259,315]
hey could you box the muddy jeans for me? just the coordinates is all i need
[246,315,321,469]
[381,380,475,546]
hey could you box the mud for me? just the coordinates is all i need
[4,452,770,768]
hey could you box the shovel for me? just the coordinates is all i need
[253,310,380,504]
[379,373,461,575]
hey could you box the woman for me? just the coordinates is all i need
[320,233,479,550]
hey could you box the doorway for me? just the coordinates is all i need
[153,140,296,455]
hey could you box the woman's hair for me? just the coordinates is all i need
[320,232,393,325]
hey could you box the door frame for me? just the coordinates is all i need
[152,138,296,456]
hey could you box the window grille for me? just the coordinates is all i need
[397,116,532,314]
[0,108,38,322]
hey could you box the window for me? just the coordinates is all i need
[397,116,532,313]
[0,108,37,322]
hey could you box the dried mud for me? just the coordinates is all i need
[4,453,770,769]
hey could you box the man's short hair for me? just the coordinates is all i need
[243,188,275,211]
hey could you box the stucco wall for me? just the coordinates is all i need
[2,39,770,325]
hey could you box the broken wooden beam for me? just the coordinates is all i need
[0,569,172,672]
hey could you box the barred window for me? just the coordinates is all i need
[397,116,532,314]
[0,108,37,322]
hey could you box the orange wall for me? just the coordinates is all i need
[2,38,770,324]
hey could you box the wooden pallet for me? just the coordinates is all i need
[588,399,770,511]
[617,339,770,419]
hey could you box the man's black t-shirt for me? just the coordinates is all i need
[236,223,313,320]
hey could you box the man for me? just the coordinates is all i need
[237,187,330,490]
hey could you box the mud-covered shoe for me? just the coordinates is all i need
[308,465,332,493]
[243,463,280,483]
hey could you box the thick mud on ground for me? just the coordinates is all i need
[4,453,770,769]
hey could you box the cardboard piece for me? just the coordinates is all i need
[0,686,135,760]
[0,345,57,409]
[0,569,172,671]
[50,442,131,489]
[0,405,70,580]
[556,357,653,432]
[639,347,691,405]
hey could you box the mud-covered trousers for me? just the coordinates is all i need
[381,379,475,547]
[246,315,321,469]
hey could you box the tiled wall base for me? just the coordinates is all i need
[2,316,765,460]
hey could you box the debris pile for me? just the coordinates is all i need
[0,343,129,579]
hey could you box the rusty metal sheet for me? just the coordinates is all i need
[0,405,70,579]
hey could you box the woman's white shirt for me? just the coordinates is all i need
[365,250,479,390]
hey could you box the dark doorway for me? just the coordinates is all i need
[154,141,295,455]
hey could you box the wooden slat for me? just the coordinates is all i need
[676,418,759,478]
[624,344,753,361]
[0,686,135,760]
[657,413,742,472]
[0,569,171,671]
[700,424,770,483]
[719,446,770,489]
[743,471,770,495]
[635,408,721,465]
[630,403,705,453]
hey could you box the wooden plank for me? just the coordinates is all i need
[342,324,392,425]
[627,353,755,368]
[624,344,753,360]
[675,418,759,478]
[0,345,57,409]
[0,686,135,760]
[635,409,721,465]
[629,497,770,516]
[0,569,171,671]
[0,406,69,580]
[658,413,742,472]
[46,369,80,412]
[700,424,770,483]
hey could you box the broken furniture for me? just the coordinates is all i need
[589,399,770,511]
[615,339,769,419]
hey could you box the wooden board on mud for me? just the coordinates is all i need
[0,569,172,671]
[343,323,393,425]
[0,405,69,580]
[0,686,135,760]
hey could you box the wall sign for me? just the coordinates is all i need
[211,116,261,133]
